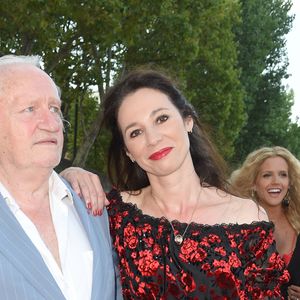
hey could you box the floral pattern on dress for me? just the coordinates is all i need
[108,189,289,300]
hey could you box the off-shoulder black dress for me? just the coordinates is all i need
[107,189,289,300]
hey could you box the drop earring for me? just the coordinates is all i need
[282,189,290,208]
[251,189,257,201]
[125,150,135,163]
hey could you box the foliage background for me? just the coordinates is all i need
[1,0,298,176]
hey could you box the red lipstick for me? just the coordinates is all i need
[149,147,173,160]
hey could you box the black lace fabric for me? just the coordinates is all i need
[107,189,289,300]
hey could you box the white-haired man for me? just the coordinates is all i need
[0,55,121,300]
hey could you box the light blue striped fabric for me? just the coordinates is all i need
[0,181,122,300]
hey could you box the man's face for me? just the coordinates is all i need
[0,64,64,171]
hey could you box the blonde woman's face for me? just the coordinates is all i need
[254,156,290,208]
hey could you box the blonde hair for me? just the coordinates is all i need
[230,146,300,233]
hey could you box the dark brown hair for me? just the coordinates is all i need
[101,69,228,191]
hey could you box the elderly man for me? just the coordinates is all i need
[0,55,121,300]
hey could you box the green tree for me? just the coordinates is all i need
[286,118,300,159]
[184,0,245,159]
[233,0,295,163]
[1,0,296,172]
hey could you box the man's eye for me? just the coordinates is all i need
[50,106,60,113]
[130,129,142,138]
[157,115,169,124]
[24,106,34,112]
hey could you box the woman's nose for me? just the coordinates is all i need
[145,127,162,146]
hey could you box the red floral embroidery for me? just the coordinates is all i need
[179,271,196,292]
[137,250,160,276]
[108,189,289,300]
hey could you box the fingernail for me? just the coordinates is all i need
[87,202,92,209]
[93,210,98,216]
[98,209,102,216]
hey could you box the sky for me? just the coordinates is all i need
[286,0,300,121]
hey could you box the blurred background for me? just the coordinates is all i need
[285,0,299,121]
[1,0,298,176]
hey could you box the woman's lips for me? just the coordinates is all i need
[149,147,173,160]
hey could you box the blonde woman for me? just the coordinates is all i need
[230,146,300,300]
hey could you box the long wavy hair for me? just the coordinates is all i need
[230,146,300,233]
[101,69,228,192]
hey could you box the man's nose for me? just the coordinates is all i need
[38,109,62,131]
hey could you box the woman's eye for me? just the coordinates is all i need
[262,173,271,178]
[130,129,142,138]
[280,172,288,177]
[157,115,169,124]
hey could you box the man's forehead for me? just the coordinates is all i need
[1,64,57,93]
[0,64,39,93]
[0,64,61,111]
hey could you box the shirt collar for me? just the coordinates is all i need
[0,181,19,213]
[49,171,74,205]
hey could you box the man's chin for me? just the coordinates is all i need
[34,157,62,169]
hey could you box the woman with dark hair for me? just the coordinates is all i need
[62,69,288,299]
[230,146,300,300]
[103,69,227,192]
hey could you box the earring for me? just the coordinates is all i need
[251,189,256,200]
[125,150,135,163]
[282,189,290,208]
[188,129,193,134]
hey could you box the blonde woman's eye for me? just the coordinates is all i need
[157,115,169,124]
[262,173,271,178]
[280,172,288,177]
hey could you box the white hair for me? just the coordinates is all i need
[0,55,42,68]
[0,55,62,97]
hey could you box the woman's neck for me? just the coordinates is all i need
[263,205,286,224]
[149,170,200,201]
[145,172,202,220]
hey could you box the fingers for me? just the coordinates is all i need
[84,171,107,215]
[60,167,82,195]
[288,285,300,300]
[60,167,108,215]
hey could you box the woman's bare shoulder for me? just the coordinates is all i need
[229,195,269,223]
[201,187,268,224]
[120,189,145,205]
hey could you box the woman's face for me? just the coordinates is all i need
[117,87,193,177]
[254,156,290,208]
